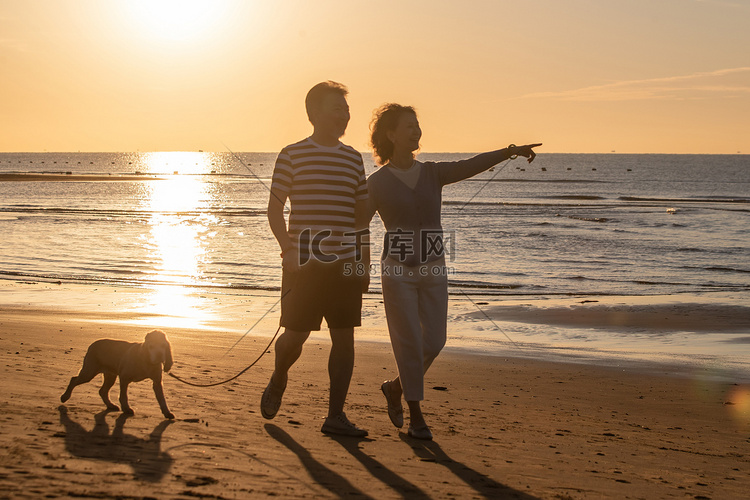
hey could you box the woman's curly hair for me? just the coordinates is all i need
[369,103,417,165]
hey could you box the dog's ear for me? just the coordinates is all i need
[163,338,173,373]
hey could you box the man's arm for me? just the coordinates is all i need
[268,187,298,271]
[354,196,375,292]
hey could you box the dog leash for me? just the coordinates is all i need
[167,325,281,387]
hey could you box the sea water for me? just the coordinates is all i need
[2,151,748,296]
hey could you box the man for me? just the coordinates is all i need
[264,81,369,437]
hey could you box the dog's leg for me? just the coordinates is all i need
[118,378,134,415]
[152,378,175,419]
[60,377,79,403]
[60,358,100,403]
[98,372,120,411]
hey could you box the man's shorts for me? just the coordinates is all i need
[280,258,362,331]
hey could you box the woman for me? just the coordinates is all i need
[365,103,540,439]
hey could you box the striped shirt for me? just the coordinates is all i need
[271,137,368,261]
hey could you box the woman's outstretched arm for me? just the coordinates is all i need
[439,143,542,185]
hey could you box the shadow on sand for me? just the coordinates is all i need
[264,422,538,499]
[57,405,173,481]
[265,423,377,498]
[399,432,539,499]
[325,432,431,499]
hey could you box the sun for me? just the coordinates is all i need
[125,0,232,43]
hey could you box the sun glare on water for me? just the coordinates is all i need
[134,152,221,328]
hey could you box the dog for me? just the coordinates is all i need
[61,330,175,419]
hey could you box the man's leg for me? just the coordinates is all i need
[275,262,314,385]
[327,327,354,418]
[318,258,367,435]
[274,328,310,384]
[320,326,367,436]
[261,328,309,419]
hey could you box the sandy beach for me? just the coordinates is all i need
[0,281,748,499]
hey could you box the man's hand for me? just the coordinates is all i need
[281,247,300,272]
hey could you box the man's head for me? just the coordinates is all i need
[305,81,350,141]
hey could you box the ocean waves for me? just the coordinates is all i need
[620,195,750,204]
[0,206,267,218]
[2,152,749,297]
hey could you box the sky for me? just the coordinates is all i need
[1,0,749,154]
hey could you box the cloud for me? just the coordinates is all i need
[694,0,750,10]
[0,38,31,52]
[519,67,750,102]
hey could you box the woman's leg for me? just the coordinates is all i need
[381,269,424,402]
[407,400,427,429]
[409,261,449,430]
[418,261,449,375]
